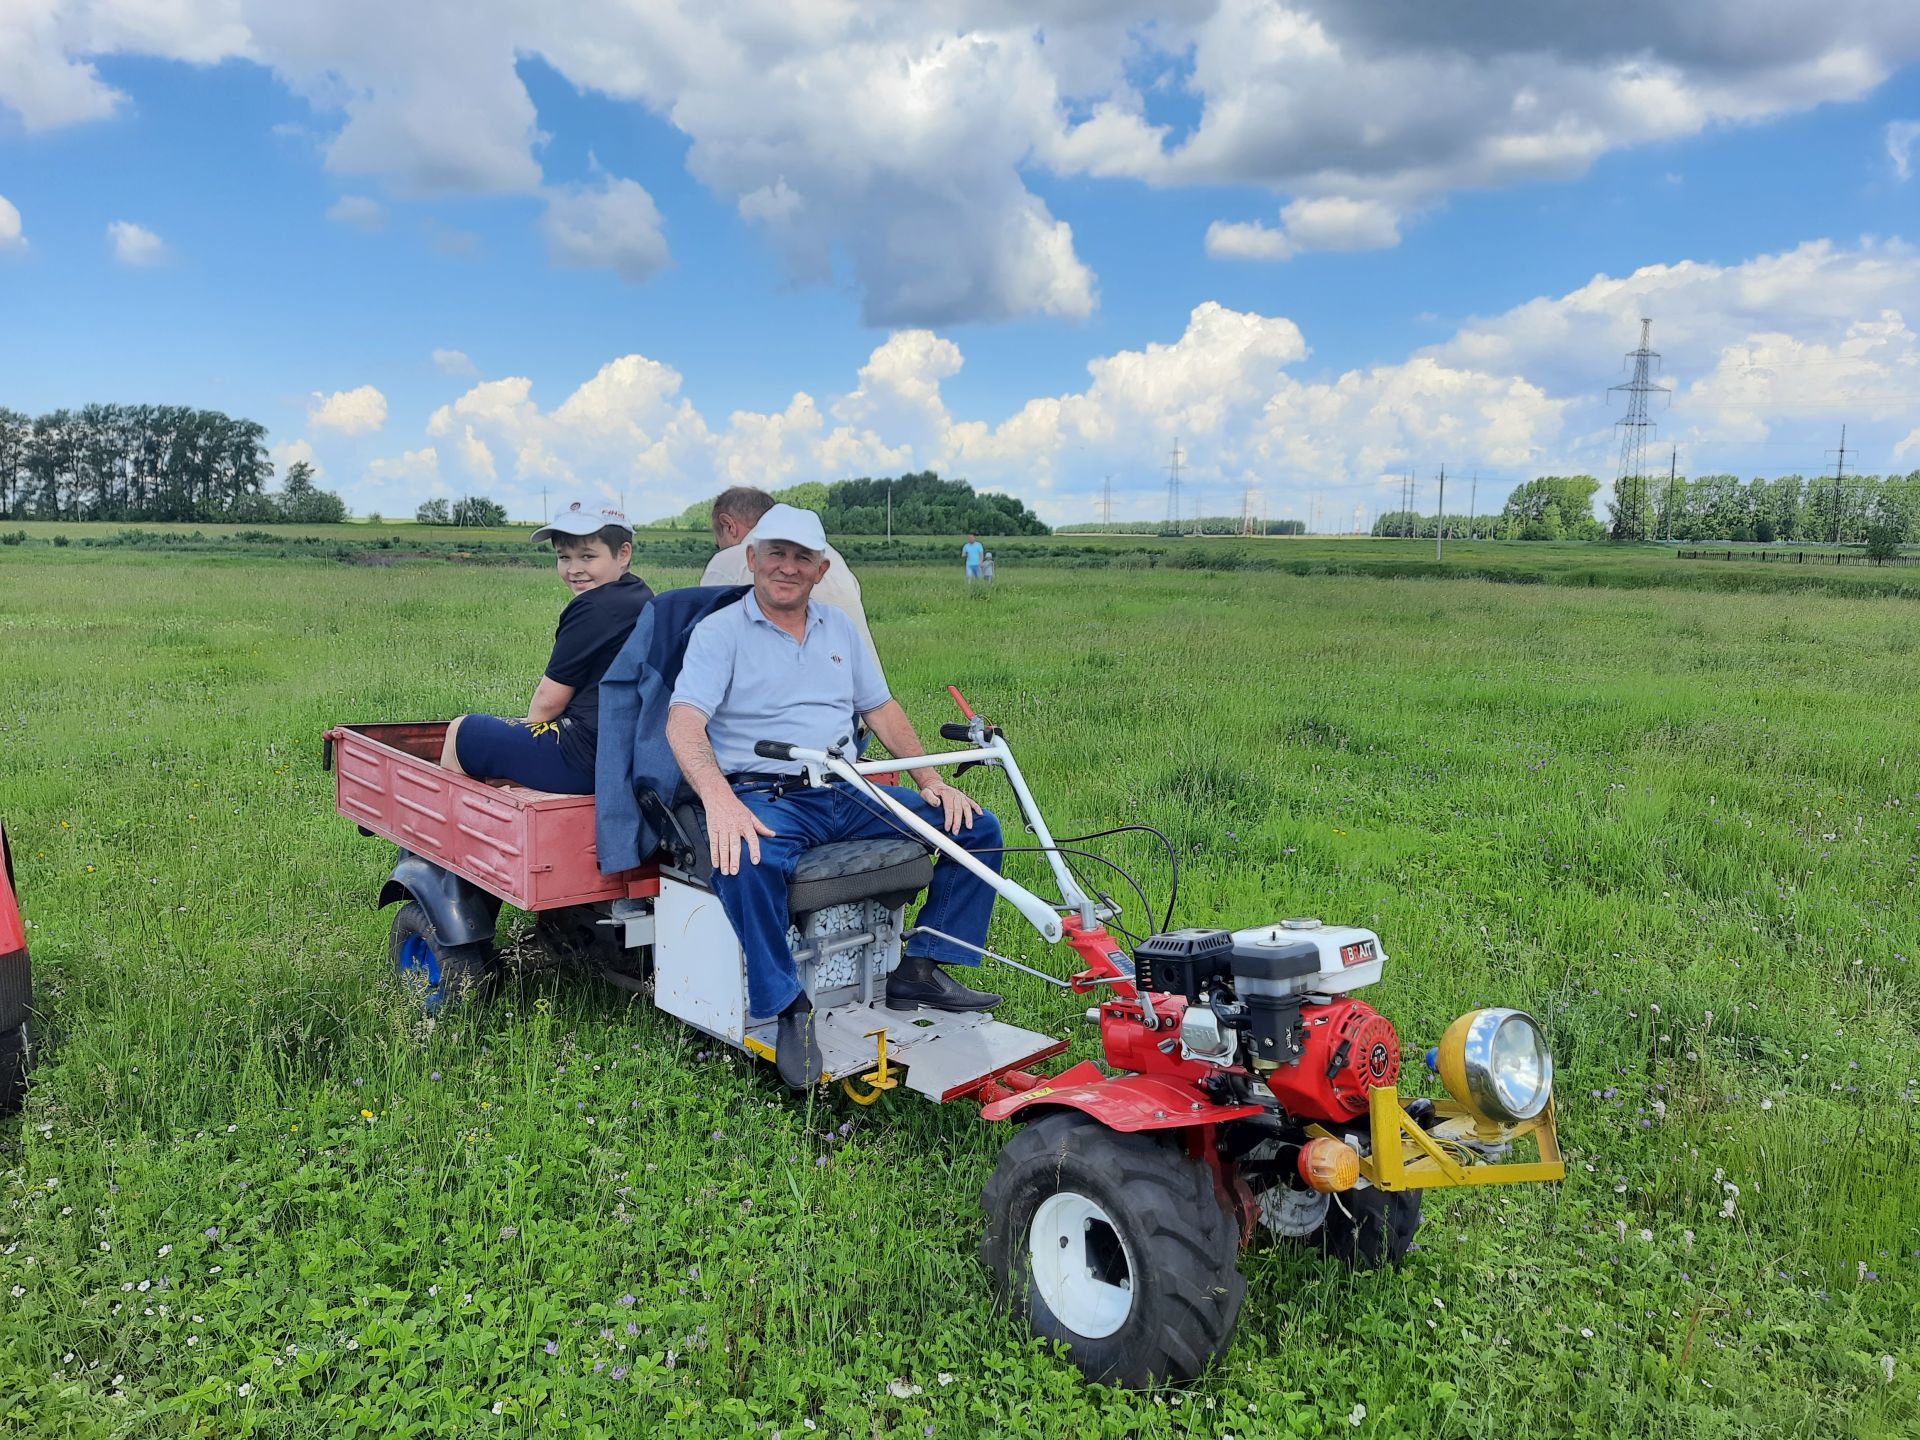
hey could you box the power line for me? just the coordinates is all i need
[1163,438,1183,531]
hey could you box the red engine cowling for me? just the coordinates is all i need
[1263,997,1400,1119]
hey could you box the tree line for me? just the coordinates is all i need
[0,405,353,524]
[665,471,1049,535]
[1062,518,1307,535]
[1372,471,1920,546]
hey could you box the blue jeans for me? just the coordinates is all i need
[709,782,1003,1019]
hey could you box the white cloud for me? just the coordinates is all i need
[299,238,1920,522]
[326,194,386,231]
[309,383,388,435]
[432,347,476,376]
[19,5,1920,316]
[0,193,23,251]
[106,219,167,266]
[1895,426,1920,458]
[1207,196,1404,262]
[458,424,496,481]
[540,174,670,283]
[1889,119,1920,181]
[365,445,441,487]
[269,438,324,481]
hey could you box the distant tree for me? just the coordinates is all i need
[451,495,507,527]
[416,498,451,525]
[276,461,348,524]
[1865,523,1902,564]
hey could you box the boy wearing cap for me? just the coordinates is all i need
[440,501,654,793]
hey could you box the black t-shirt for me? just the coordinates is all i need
[546,573,654,770]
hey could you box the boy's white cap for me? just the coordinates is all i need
[746,503,828,553]
[531,499,630,543]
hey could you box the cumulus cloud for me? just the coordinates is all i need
[1890,119,1920,181]
[1207,196,1404,261]
[0,193,23,251]
[432,347,476,376]
[309,383,388,435]
[326,194,386,231]
[458,424,496,481]
[15,4,1920,314]
[106,219,167,266]
[387,238,1920,527]
[540,174,670,283]
[269,437,324,481]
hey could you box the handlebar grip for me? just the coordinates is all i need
[938,723,974,742]
[753,740,797,761]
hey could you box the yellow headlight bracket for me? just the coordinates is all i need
[1307,1088,1565,1193]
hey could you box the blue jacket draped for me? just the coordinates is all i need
[594,584,750,874]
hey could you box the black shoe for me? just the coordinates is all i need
[775,1000,823,1090]
[886,954,1001,1013]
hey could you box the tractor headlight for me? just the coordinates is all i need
[1436,1008,1553,1125]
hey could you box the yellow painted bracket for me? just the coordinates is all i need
[841,1028,901,1106]
[1308,1088,1565,1193]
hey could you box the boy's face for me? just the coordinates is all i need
[553,535,632,594]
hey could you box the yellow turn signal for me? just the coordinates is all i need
[1298,1136,1361,1193]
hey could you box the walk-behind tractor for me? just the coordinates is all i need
[326,694,1563,1385]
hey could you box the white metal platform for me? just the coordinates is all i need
[743,1001,1067,1102]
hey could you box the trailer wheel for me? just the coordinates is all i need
[389,901,494,1013]
[980,1112,1245,1387]
[1315,1186,1423,1270]
[0,1023,28,1116]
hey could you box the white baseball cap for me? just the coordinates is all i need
[746,503,828,553]
[531,499,631,543]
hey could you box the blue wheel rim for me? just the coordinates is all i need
[396,933,445,1013]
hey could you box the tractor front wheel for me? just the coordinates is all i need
[0,1023,28,1116]
[1315,1185,1423,1270]
[389,901,494,1013]
[980,1112,1245,1387]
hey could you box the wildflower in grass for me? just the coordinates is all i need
[617,1293,635,1306]
[361,1109,375,1122]
[612,1365,629,1380]
[238,1383,252,1398]
[544,1341,559,1356]
[158,1244,171,1258]
[205,1226,220,1239]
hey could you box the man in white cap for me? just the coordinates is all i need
[668,504,1004,1089]
[440,499,653,792]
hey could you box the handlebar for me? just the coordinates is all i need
[753,740,797,761]
[939,722,1002,742]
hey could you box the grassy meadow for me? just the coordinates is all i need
[1,544,1916,1438]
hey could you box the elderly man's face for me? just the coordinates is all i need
[747,538,830,612]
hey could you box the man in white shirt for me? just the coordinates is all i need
[702,487,876,665]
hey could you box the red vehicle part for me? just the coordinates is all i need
[1264,997,1401,1119]
[978,1066,1266,1131]
[0,827,24,963]
[324,722,655,912]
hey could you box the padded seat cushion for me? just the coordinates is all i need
[670,801,933,915]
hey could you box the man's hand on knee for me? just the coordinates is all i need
[917,781,982,835]
[709,793,777,875]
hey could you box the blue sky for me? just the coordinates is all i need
[3,5,1919,526]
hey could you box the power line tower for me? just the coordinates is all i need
[1163,438,1184,532]
[1827,425,1850,544]
[1467,471,1477,539]
[1609,318,1669,541]
[1100,475,1114,526]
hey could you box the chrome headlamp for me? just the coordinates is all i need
[1436,1008,1553,1125]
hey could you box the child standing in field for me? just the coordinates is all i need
[440,500,654,794]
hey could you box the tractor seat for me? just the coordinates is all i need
[670,802,933,916]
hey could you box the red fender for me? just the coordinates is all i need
[979,1063,1266,1131]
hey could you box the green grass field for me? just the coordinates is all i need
[2,548,1916,1438]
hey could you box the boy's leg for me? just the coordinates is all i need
[449,714,593,793]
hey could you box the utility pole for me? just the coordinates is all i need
[1468,471,1477,540]
[542,486,548,523]
[1164,441,1180,529]
[1664,448,1678,542]
[886,480,892,540]
[1435,465,1447,560]
[1828,424,1849,545]
[1102,475,1114,526]
[1609,318,1669,541]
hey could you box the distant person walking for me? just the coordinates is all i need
[702,486,876,666]
[962,534,984,581]
[982,551,995,582]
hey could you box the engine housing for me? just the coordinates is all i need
[1263,996,1401,1119]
